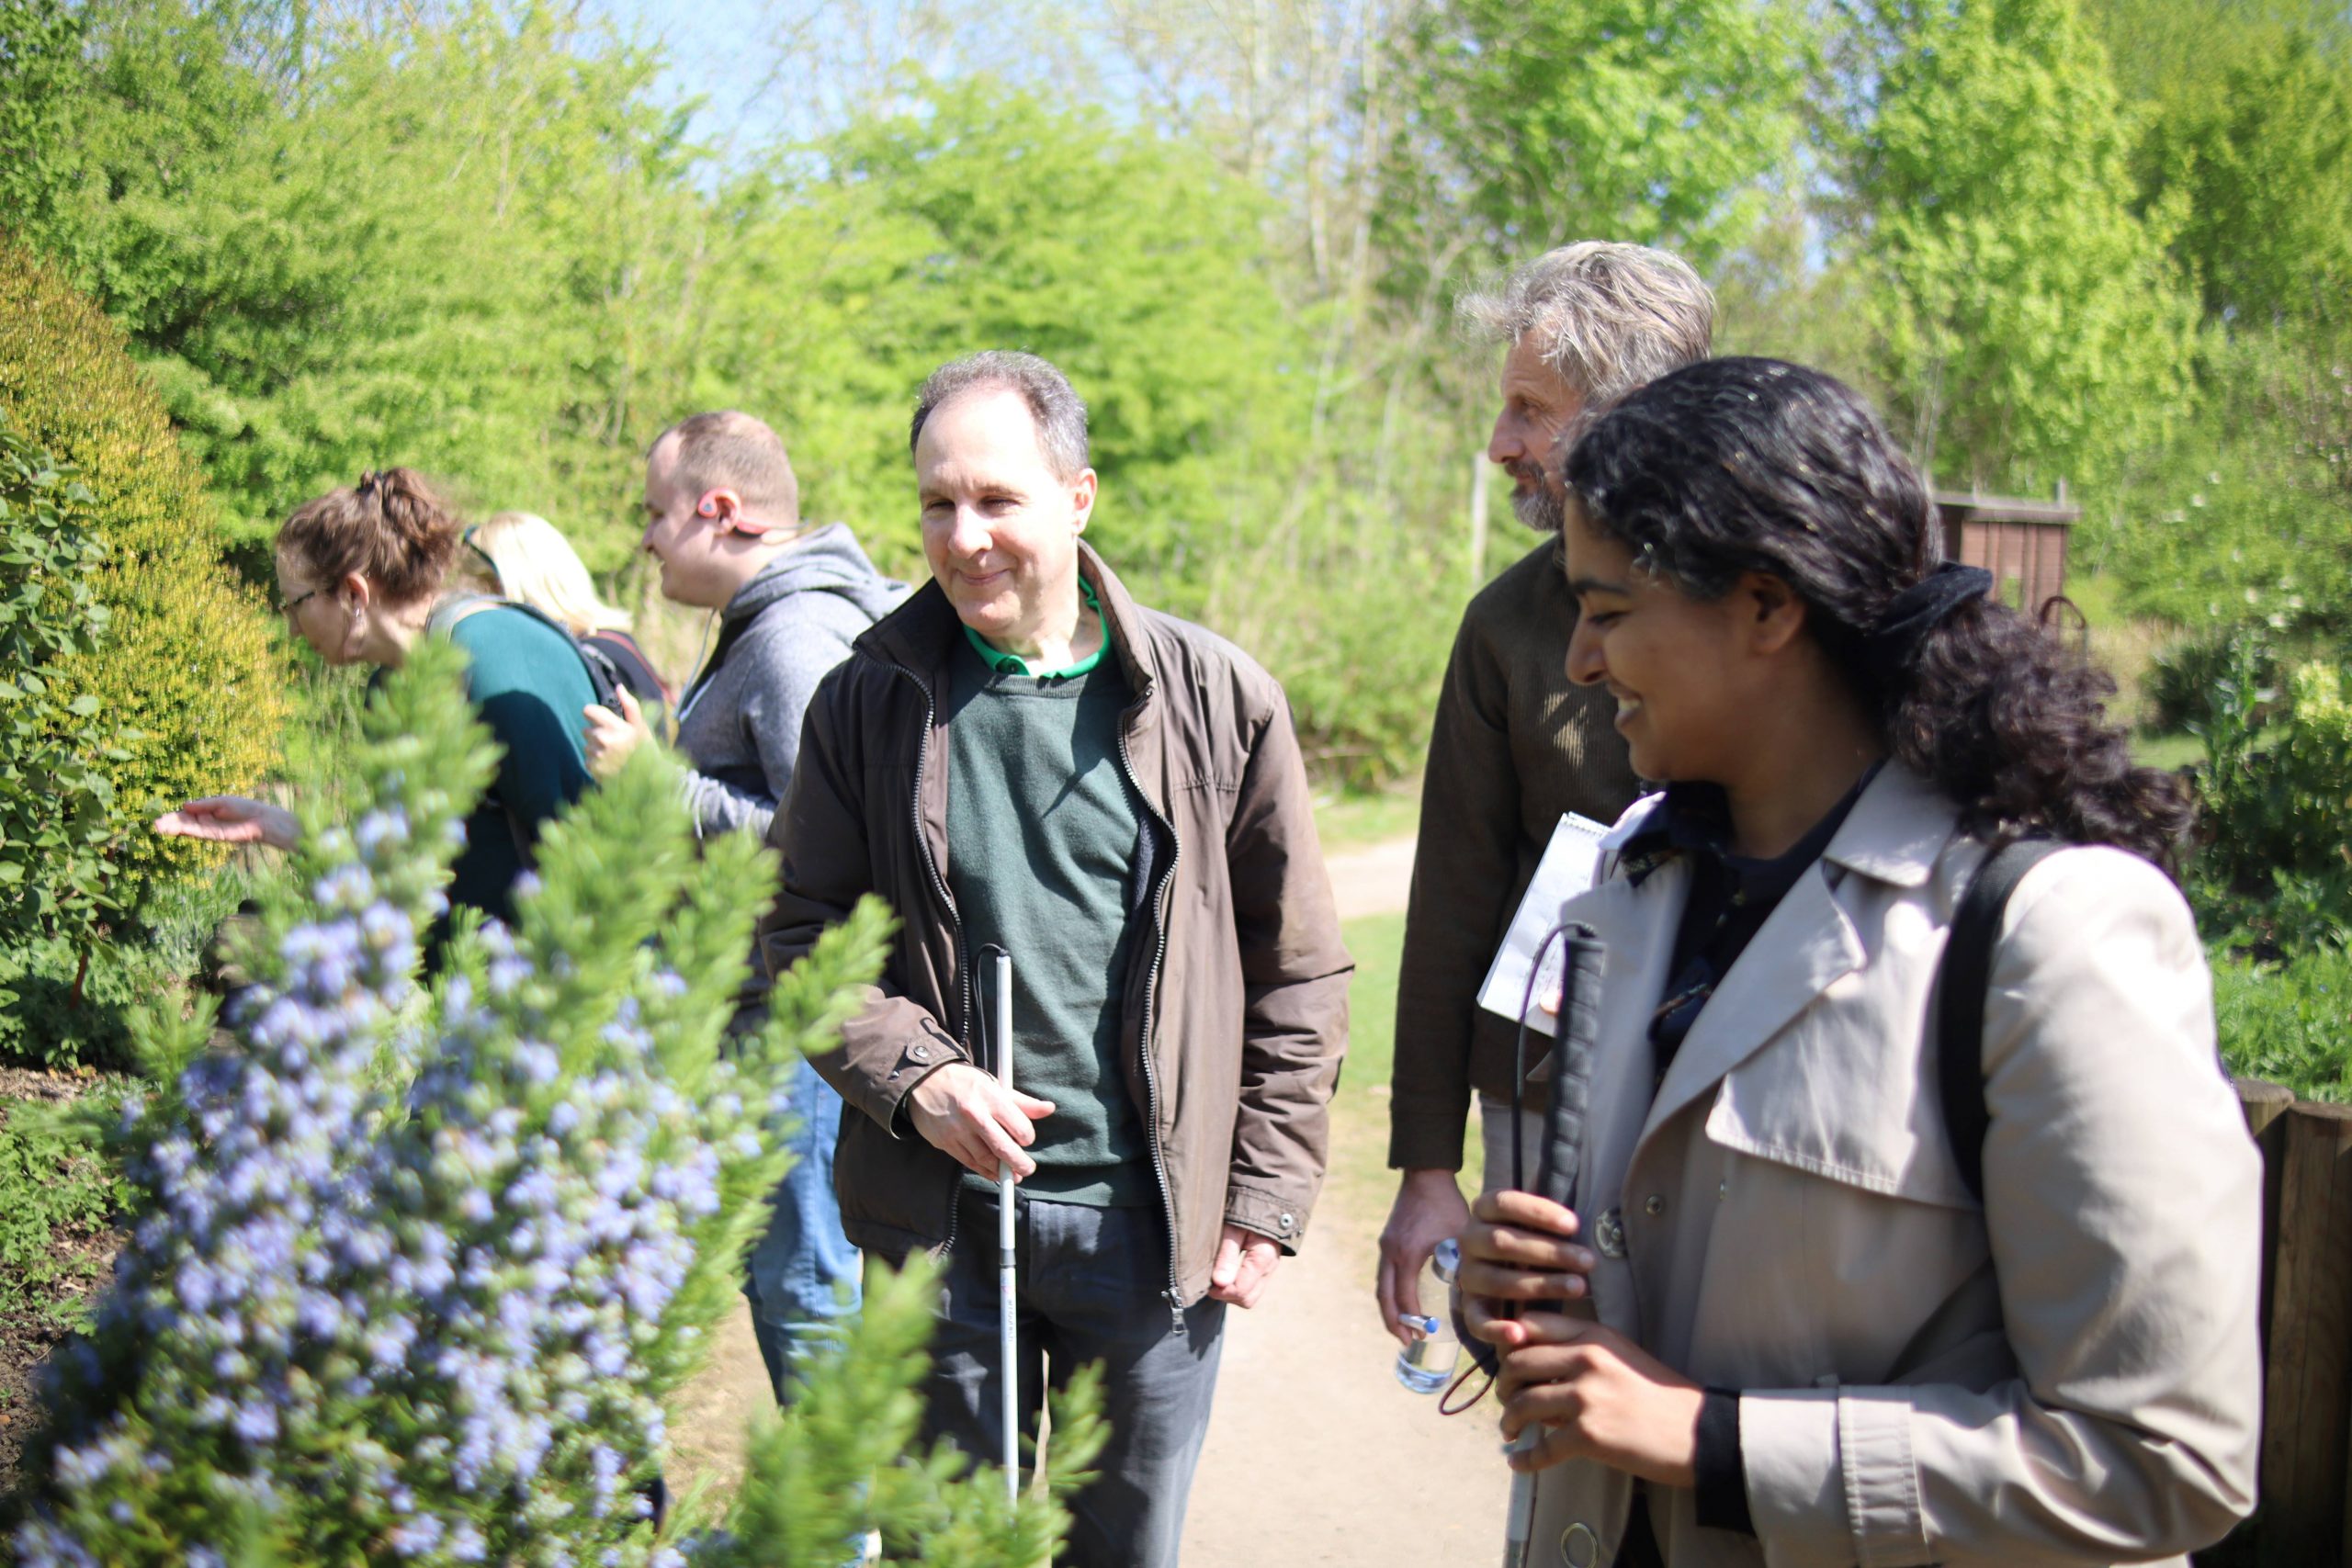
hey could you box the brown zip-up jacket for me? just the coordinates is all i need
[1388,538,1641,1172]
[754,544,1351,1309]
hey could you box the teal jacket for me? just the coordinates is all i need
[441,603,595,925]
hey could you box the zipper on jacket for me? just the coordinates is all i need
[889,660,971,1262]
[1116,713,1186,1334]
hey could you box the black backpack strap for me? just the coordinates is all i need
[1937,837,2064,1205]
[569,637,628,715]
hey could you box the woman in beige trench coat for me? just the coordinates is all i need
[1458,358,2262,1568]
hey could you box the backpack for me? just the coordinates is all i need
[1933,837,2062,1205]
[426,592,628,716]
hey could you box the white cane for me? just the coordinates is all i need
[991,949,1019,1504]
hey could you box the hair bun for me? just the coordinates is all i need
[346,467,455,558]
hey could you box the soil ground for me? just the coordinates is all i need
[0,1066,123,1502]
[667,833,1513,1564]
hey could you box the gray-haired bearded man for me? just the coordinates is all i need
[1377,242,1715,1342]
[754,350,1351,1568]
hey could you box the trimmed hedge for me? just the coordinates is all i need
[0,232,283,913]
[0,413,120,969]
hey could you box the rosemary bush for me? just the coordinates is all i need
[12,638,1098,1565]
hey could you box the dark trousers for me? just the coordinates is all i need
[883,1188,1225,1568]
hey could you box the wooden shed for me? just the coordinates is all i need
[1933,488,2078,616]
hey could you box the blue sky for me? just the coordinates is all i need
[584,0,798,156]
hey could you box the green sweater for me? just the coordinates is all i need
[444,604,595,927]
[944,636,1154,1206]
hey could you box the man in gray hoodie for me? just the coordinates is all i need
[586,408,909,1400]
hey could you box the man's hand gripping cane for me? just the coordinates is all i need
[907,1063,1055,1178]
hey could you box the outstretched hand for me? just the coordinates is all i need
[153,795,300,851]
[582,686,653,779]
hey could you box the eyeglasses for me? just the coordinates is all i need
[277,585,322,618]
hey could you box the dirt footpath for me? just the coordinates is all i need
[1180,1182,1510,1565]
[1181,836,1505,1562]
[669,834,1513,1562]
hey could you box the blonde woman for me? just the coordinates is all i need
[469,510,673,714]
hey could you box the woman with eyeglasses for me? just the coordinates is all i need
[1456,359,2259,1566]
[156,468,597,929]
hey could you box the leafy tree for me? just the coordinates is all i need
[2096,321,2352,634]
[2064,2,2351,652]
[1376,0,1808,290]
[1824,0,2199,491]
[688,76,1314,581]
[2138,28,2352,327]
[0,0,707,575]
[0,420,122,988]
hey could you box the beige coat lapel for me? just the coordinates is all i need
[1636,765,1954,1146]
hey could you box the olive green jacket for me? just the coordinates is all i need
[1388,537,1641,1171]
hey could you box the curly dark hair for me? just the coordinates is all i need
[1563,357,2193,870]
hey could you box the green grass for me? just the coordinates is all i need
[1329,911,1486,1213]
[2134,731,2205,772]
[1328,914,1405,1211]
[1314,783,1422,854]
[0,1094,128,1330]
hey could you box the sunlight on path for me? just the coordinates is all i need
[1322,838,1419,920]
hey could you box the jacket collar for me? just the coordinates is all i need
[1634,761,1958,1138]
[855,540,1159,702]
[1819,760,1959,888]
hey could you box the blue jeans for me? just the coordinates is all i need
[885,1188,1225,1568]
[743,1056,861,1403]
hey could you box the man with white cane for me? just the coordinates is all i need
[755,352,1351,1568]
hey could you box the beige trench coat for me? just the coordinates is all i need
[1524,763,2260,1567]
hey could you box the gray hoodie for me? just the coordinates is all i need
[675,523,910,840]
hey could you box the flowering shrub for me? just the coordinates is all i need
[12,639,1099,1565]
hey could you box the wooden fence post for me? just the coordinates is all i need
[2243,1079,2296,1336]
[2256,1100,2352,1562]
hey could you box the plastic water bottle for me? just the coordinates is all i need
[1395,1237,1463,1393]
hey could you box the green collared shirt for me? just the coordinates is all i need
[960,578,1111,678]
